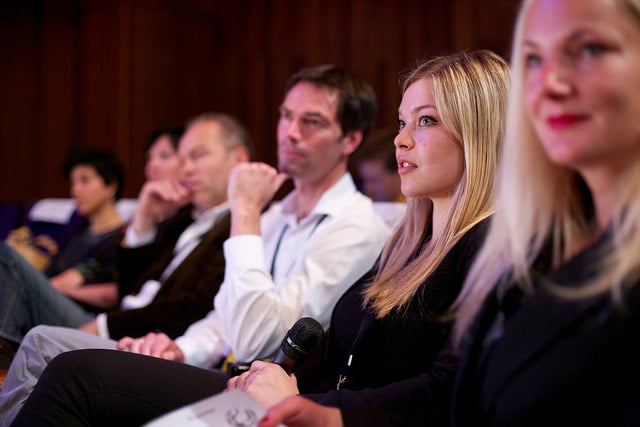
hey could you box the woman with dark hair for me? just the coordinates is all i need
[143,125,184,182]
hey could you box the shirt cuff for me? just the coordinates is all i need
[96,312,110,339]
[123,224,157,248]
[223,234,266,271]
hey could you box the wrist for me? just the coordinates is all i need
[230,209,262,236]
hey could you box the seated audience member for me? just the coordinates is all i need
[10,51,508,425]
[143,125,184,182]
[237,0,640,426]
[0,112,250,418]
[2,64,390,426]
[0,146,125,351]
[352,127,404,202]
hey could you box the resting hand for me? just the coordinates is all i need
[50,268,84,292]
[132,179,190,235]
[117,332,185,362]
[258,395,343,427]
[226,360,299,409]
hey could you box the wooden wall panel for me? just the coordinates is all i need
[0,0,519,209]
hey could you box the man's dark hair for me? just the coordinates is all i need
[62,145,124,200]
[284,64,377,141]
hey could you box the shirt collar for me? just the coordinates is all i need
[279,173,357,222]
[191,202,230,224]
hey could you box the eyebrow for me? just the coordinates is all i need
[523,28,605,49]
[280,106,331,120]
[398,104,437,116]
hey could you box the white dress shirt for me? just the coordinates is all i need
[175,173,391,367]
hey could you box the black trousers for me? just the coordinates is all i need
[11,349,229,427]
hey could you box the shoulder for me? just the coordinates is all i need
[448,217,491,261]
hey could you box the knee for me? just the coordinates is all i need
[24,325,50,340]
[40,350,93,385]
[22,325,56,348]
[0,242,21,268]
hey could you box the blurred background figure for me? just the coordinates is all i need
[352,127,404,203]
[143,125,184,182]
[0,145,125,372]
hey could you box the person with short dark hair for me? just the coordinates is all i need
[0,145,125,350]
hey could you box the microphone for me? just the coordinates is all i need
[272,317,324,374]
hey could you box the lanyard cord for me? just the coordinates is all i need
[269,214,328,277]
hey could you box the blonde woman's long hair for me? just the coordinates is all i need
[365,50,509,318]
[453,0,640,345]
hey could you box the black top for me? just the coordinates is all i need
[453,230,640,427]
[320,227,640,427]
[45,222,122,285]
[298,218,491,426]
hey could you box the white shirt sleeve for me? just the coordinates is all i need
[96,312,110,339]
[214,209,389,362]
[174,310,231,368]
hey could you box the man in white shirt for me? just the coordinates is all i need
[3,65,391,426]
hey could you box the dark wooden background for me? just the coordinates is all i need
[0,0,520,208]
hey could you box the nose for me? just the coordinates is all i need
[180,157,194,175]
[70,181,81,198]
[282,117,302,142]
[394,127,413,150]
[541,57,573,97]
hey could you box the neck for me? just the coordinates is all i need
[430,196,453,244]
[580,151,640,232]
[87,203,124,234]
[292,170,344,221]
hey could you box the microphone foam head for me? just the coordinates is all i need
[280,317,324,361]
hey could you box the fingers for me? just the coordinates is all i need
[228,163,290,199]
[226,361,266,392]
[138,179,191,215]
[117,332,172,358]
[257,396,343,427]
[257,396,307,427]
[226,370,248,391]
[116,336,134,350]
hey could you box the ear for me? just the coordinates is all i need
[340,130,363,156]
[106,181,119,201]
[231,146,251,164]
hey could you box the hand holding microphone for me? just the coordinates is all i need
[272,317,324,374]
[227,317,324,408]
